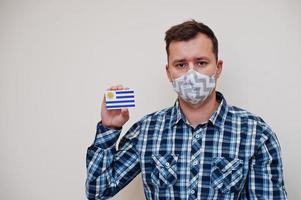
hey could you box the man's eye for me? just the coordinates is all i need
[175,63,186,68]
[197,61,208,66]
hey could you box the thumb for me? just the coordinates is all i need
[121,108,129,117]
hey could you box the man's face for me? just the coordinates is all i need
[166,33,223,81]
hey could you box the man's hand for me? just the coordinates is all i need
[101,84,130,129]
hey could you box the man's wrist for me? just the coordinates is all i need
[94,121,122,149]
[99,121,122,130]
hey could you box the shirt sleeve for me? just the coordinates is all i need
[246,126,288,200]
[85,121,141,200]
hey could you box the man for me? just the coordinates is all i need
[85,20,287,199]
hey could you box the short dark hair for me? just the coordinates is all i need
[164,19,219,61]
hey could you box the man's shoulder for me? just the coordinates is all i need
[227,104,263,122]
[138,105,175,124]
[227,104,274,138]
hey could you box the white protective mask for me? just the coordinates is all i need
[171,69,216,104]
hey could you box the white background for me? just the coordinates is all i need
[1,0,300,199]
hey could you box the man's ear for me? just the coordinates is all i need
[215,60,223,79]
[166,64,172,82]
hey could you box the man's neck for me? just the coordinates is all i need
[178,91,219,128]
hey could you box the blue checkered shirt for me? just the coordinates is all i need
[85,91,287,199]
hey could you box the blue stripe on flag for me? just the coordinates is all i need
[116,90,134,94]
[116,95,134,99]
[106,100,135,104]
[106,104,135,108]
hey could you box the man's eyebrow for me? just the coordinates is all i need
[172,59,186,65]
[195,56,210,60]
[172,57,210,65]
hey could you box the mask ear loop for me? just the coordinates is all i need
[211,67,218,92]
[211,64,219,79]
[211,71,217,79]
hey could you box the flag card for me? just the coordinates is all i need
[105,89,135,110]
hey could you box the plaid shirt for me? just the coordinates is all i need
[85,91,287,200]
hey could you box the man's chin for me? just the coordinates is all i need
[178,96,204,108]
[178,91,216,108]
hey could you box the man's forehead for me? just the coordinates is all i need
[169,33,212,47]
[168,33,214,61]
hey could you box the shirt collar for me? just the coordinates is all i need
[171,91,228,130]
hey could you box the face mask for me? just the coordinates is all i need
[171,69,216,104]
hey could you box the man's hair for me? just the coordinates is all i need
[164,19,219,61]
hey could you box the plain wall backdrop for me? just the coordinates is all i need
[1,0,300,199]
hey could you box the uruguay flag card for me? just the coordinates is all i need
[105,89,135,110]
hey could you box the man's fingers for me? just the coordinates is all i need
[121,108,129,116]
[117,85,123,90]
[107,84,124,91]
[110,86,117,90]
[101,95,107,110]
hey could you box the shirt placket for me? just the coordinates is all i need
[188,124,206,200]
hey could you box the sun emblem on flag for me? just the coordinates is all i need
[107,91,115,99]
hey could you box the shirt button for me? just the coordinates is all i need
[190,189,195,195]
[193,161,198,166]
[195,134,200,139]
[165,162,170,167]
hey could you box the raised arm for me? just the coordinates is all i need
[85,85,141,199]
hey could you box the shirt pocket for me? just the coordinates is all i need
[151,153,178,188]
[210,156,244,194]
